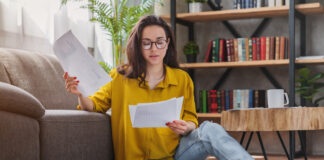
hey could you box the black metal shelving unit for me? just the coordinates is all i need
[167,0,324,159]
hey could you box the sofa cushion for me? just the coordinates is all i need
[0,48,78,109]
[0,111,40,160]
[0,82,45,119]
[40,110,114,160]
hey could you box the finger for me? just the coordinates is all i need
[173,120,188,126]
[168,123,186,131]
[63,72,68,80]
[169,126,185,134]
[66,81,79,90]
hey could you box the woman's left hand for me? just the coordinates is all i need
[166,120,196,136]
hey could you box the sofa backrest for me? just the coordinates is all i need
[0,48,78,109]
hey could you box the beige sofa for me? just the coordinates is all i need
[0,48,114,160]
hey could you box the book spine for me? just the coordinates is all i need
[249,90,254,108]
[256,37,261,60]
[242,38,246,61]
[215,38,220,62]
[237,0,241,9]
[217,90,222,113]
[204,40,213,62]
[249,38,253,61]
[245,0,249,9]
[245,38,250,61]
[238,38,243,61]
[219,39,224,62]
[202,90,207,113]
[254,90,259,107]
[280,36,286,59]
[269,0,275,7]
[234,0,238,9]
[229,90,233,109]
[269,37,275,60]
[257,0,261,8]
[249,0,253,8]
[233,90,237,109]
[221,90,225,112]
[275,36,280,60]
[286,0,290,6]
[252,37,257,61]
[285,37,289,59]
[237,90,241,109]
[234,38,239,62]
[226,39,231,62]
[260,37,266,60]
[225,90,230,110]
[266,37,270,60]
[212,40,216,62]
[259,90,266,107]
[276,0,283,6]
[230,39,235,62]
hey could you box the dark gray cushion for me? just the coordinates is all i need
[40,110,114,160]
[0,111,40,160]
[0,82,45,119]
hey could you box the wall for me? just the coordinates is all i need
[156,0,324,156]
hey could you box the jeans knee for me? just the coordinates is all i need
[199,121,228,138]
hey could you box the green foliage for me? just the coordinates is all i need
[185,0,207,3]
[61,0,159,67]
[98,61,112,74]
[296,67,324,106]
[183,41,199,55]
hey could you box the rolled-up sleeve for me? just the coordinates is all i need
[182,73,198,127]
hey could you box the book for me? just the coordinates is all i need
[241,38,246,61]
[248,89,254,108]
[266,37,270,60]
[225,90,230,111]
[269,0,275,7]
[233,90,237,109]
[238,38,243,61]
[208,90,218,113]
[280,36,286,59]
[202,90,207,113]
[217,90,222,113]
[229,90,234,109]
[269,37,275,60]
[253,90,259,107]
[256,37,261,60]
[245,38,250,61]
[234,38,239,62]
[237,90,241,109]
[275,36,280,60]
[249,38,253,61]
[221,90,226,112]
[226,39,232,62]
[276,0,283,6]
[259,90,266,107]
[252,37,257,60]
[230,39,235,62]
[219,39,226,62]
[204,40,213,62]
[260,37,266,60]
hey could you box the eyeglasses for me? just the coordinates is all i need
[142,39,168,50]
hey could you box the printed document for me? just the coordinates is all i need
[53,31,112,96]
[129,97,183,128]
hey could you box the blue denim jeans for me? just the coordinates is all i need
[174,121,253,160]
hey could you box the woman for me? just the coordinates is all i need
[63,15,252,160]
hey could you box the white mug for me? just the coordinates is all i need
[267,89,289,108]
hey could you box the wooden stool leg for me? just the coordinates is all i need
[277,131,290,160]
[240,132,246,145]
[245,132,254,150]
[256,132,268,160]
[298,131,308,160]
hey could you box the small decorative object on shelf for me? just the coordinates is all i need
[186,0,207,13]
[296,67,324,107]
[183,41,199,63]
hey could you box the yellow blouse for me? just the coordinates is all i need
[78,65,198,160]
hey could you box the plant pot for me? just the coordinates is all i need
[186,54,197,63]
[189,2,203,13]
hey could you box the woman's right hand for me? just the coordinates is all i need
[63,72,81,96]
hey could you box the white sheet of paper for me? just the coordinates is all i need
[129,97,183,128]
[53,31,112,96]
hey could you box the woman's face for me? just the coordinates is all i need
[141,25,169,67]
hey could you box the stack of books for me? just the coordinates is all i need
[233,0,289,9]
[198,89,266,113]
[204,36,289,63]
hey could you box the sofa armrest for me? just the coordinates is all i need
[0,82,45,119]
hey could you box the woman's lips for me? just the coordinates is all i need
[149,55,159,60]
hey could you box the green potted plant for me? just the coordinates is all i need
[296,67,324,107]
[61,0,158,70]
[186,0,207,13]
[183,41,199,63]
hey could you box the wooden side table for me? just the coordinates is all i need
[221,107,324,160]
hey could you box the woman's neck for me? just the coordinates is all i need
[146,64,164,81]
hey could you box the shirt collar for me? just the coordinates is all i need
[139,65,178,89]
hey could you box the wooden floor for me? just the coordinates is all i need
[206,155,324,160]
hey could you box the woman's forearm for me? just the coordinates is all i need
[78,95,94,111]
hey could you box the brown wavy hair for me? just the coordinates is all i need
[117,15,179,86]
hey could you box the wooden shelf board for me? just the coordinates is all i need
[198,113,222,118]
[180,58,324,69]
[161,3,324,22]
